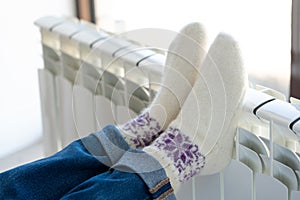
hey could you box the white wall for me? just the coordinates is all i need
[0,0,75,158]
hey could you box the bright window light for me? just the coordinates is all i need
[95,0,292,97]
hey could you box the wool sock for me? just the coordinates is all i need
[144,33,248,192]
[120,22,207,148]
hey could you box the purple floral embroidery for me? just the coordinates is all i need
[154,127,205,182]
[122,112,162,148]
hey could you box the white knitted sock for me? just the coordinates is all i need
[144,33,248,192]
[120,22,207,148]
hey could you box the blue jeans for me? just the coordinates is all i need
[0,125,176,200]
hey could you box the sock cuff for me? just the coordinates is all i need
[121,111,163,148]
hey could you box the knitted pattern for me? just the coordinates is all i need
[122,112,162,148]
[153,127,205,182]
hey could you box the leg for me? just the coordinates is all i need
[0,125,129,200]
[61,170,152,200]
[63,129,177,200]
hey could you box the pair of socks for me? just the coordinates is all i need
[119,23,248,192]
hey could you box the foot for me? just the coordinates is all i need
[144,33,248,191]
[120,22,207,148]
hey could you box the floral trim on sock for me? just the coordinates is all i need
[154,127,205,182]
[122,112,162,148]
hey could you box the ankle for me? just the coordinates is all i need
[144,126,206,191]
[121,110,163,148]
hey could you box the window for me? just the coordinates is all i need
[94,0,292,98]
[292,0,300,98]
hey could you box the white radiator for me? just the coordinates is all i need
[35,16,300,200]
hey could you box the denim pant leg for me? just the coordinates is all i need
[112,149,177,200]
[61,169,152,200]
[0,125,129,200]
[61,126,176,200]
[60,150,176,200]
